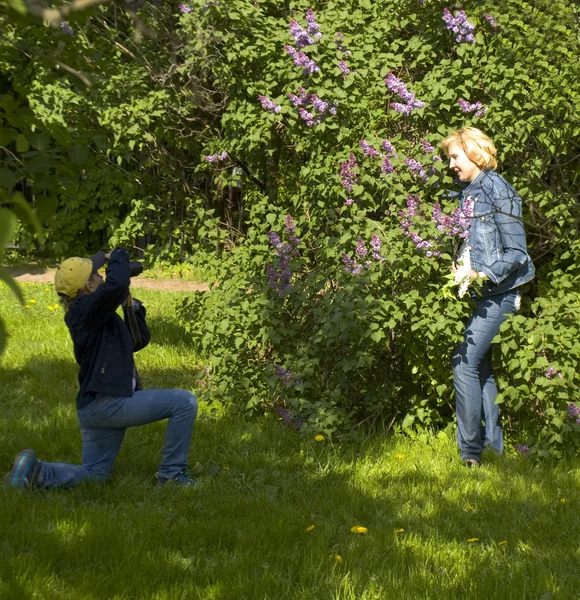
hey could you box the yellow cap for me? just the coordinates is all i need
[54,257,93,299]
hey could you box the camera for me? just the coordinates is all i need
[129,261,143,277]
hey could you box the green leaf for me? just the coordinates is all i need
[0,168,17,191]
[15,134,29,153]
[0,208,17,249]
[68,146,90,166]
[0,266,24,305]
[6,0,27,14]
[35,196,59,221]
[10,192,45,244]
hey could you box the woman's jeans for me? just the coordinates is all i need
[38,389,198,488]
[452,289,520,462]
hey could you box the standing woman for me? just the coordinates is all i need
[440,127,535,467]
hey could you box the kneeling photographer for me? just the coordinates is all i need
[5,247,198,489]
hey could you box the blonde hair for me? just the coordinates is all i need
[440,127,498,170]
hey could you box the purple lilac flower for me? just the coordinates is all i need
[179,3,193,13]
[568,403,580,419]
[275,366,295,386]
[359,140,381,160]
[286,9,322,79]
[259,95,281,114]
[442,8,475,44]
[267,216,301,296]
[342,253,362,275]
[340,153,358,192]
[311,94,329,113]
[370,234,383,260]
[344,198,354,206]
[484,13,499,31]
[355,238,368,258]
[275,406,293,423]
[384,73,426,115]
[381,140,397,157]
[290,88,334,126]
[204,151,228,162]
[432,195,474,238]
[458,98,487,117]
[60,21,75,35]
[288,86,309,107]
[305,9,322,39]
[289,19,318,48]
[381,156,395,175]
[405,157,427,181]
[338,61,350,79]
[422,139,435,154]
[299,107,318,126]
[284,45,320,75]
[515,444,529,456]
[546,366,563,380]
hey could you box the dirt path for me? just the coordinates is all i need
[7,267,210,292]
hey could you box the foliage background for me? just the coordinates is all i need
[1,0,580,454]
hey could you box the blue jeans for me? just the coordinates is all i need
[452,289,520,462]
[38,389,197,488]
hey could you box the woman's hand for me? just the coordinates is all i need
[468,270,487,280]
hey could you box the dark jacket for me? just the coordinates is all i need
[458,170,535,297]
[64,248,151,409]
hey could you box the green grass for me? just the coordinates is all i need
[1,283,580,599]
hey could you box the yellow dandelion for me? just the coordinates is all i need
[44,288,50,292]
[223,465,230,470]
[395,453,405,460]
[499,540,508,546]
[29,299,36,304]
[47,306,54,311]
[395,528,405,533]
[560,498,567,504]
[53,303,60,309]
[194,462,201,468]
[467,538,479,543]
[305,525,315,532]
[350,526,368,534]
[329,554,342,563]
[314,434,325,441]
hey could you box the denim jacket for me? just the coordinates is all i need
[458,169,535,297]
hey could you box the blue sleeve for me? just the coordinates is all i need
[80,248,131,330]
[477,176,529,284]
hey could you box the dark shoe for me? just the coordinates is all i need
[4,449,41,489]
[156,471,197,487]
[464,459,480,469]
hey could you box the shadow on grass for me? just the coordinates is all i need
[145,314,196,352]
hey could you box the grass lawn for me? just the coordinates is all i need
[1,283,580,599]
